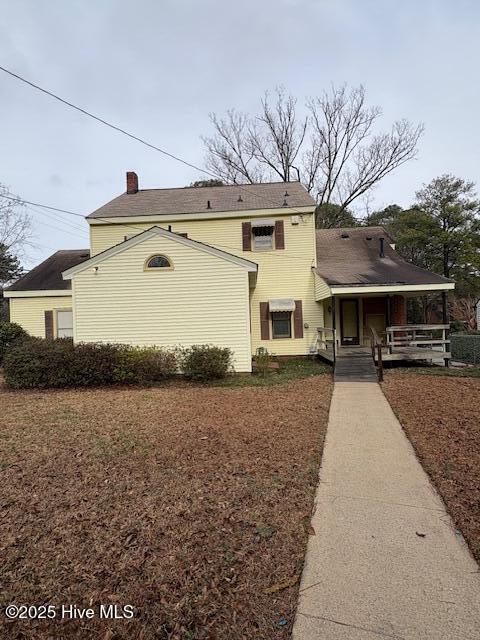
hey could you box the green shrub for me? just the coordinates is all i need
[3,339,233,389]
[0,321,28,363]
[3,339,178,389]
[114,346,178,384]
[70,342,123,387]
[3,338,118,389]
[179,344,233,380]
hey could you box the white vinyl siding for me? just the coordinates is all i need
[89,211,322,356]
[9,296,73,338]
[72,234,252,372]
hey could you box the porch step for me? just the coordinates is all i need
[334,351,377,383]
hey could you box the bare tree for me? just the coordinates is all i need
[203,110,264,184]
[0,184,32,256]
[249,88,307,183]
[202,85,423,214]
[449,295,480,331]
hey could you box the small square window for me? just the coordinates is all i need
[272,311,291,338]
[252,225,274,251]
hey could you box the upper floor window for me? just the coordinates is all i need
[252,225,274,251]
[242,220,284,252]
[145,254,173,270]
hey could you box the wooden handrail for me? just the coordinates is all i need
[370,327,384,382]
[317,327,337,363]
[386,324,450,331]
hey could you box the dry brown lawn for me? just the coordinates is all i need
[383,373,480,563]
[0,376,332,639]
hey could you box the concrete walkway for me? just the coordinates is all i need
[293,380,480,640]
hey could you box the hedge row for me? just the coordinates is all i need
[2,337,233,389]
[0,322,28,364]
[450,333,480,365]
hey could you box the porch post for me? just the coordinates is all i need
[442,291,450,368]
[386,295,391,328]
[332,296,337,365]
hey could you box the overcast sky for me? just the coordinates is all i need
[1,0,479,267]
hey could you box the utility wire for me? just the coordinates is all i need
[26,206,89,239]
[0,192,84,218]
[0,64,317,217]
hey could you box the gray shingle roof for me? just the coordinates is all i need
[6,250,90,291]
[314,227,453,287]
[87,181,315,219]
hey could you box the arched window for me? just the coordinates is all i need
[144,255,173,270]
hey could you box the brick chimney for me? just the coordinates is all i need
[126,171,138,194]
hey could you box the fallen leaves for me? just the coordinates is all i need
[264,575,300,595]
[0,375,333,639]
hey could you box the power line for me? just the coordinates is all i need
[28,204,87,233]
[0,64,316,217]
[26,206,88,238]
[0,192,84,218]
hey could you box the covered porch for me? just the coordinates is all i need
[315,289,453,365]
[312,226,455,367]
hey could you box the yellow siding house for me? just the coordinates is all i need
[5,174,455,372]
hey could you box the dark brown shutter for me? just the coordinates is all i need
[274,220,285,250]
[260,302,270,340]
[242,222,252,251]
[293,300,303,339]
[44,310,54,339]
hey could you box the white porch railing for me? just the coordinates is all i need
[317,327,337,362]
[385,324,450,356]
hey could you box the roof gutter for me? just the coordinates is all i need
[330,283,455,295]
[87,206,315,225]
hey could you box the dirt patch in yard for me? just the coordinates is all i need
[382,373,480,563]
[0,376,332,639]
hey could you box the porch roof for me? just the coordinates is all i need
[314,227,454,289]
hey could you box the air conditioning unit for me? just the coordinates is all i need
[291,215,299,225]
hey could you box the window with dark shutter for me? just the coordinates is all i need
[272,312,292,338]
[274,220,285,250]
[259,302,270,340]
[242,222,252,251]
[293,300,303,338]
[44,310,54,339]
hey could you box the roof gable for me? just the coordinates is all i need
[62,226,258,279]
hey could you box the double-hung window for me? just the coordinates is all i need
[271,311,292,338]
[251,220,275,251]
[56,309,73,338]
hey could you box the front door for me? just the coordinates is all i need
[340,299,359,346]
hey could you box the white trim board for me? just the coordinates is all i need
[330,283,455,295]
[63,225,258,280]
[4,289,72,298]
[87,206,315,225]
